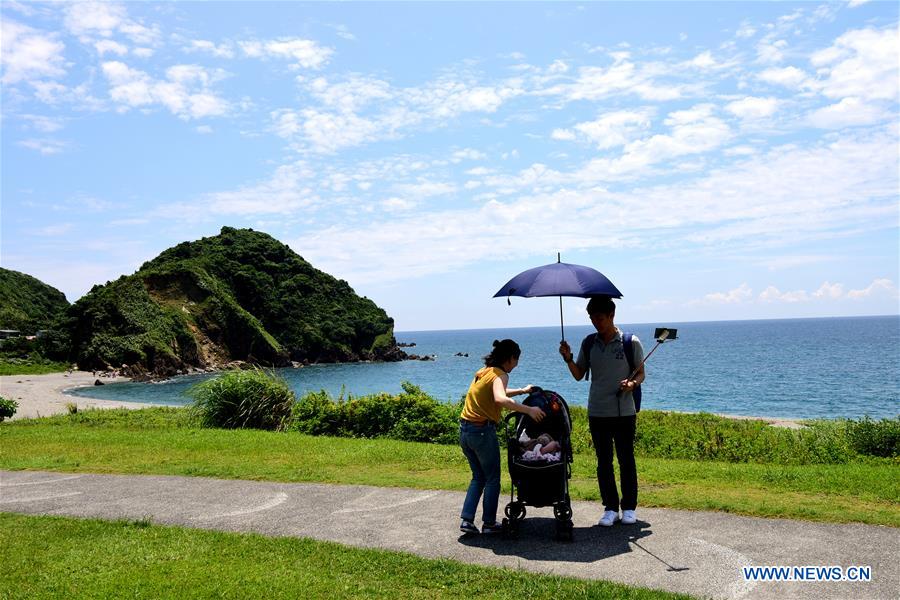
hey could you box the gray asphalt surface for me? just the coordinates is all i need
[1,470,896,599]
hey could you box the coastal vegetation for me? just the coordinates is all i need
[0,268,69,334]
[0,513,690,600]
[0,397,17,421]
[2,404,897,526]
[65,227,404,377]
[190,370,900,464]
[0,228,406,379]
[0,359,71,376]
[0,268,72,375]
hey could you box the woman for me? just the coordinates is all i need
[459,339,545,534]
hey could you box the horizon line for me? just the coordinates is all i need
[395,313,899,334]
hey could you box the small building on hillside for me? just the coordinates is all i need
[0,330,22,340]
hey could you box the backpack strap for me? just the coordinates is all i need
[623,332,642,412]
[579,333,596,381]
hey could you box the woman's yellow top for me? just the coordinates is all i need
[460,367,506,424]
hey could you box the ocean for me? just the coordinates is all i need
[68,315,900,420]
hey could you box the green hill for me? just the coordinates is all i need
[0,268,70,334]
[67,227,404,376]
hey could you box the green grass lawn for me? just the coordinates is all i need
[0,360,70,376]
[0,513,691,599]
[2,408,897,526]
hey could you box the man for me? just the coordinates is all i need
[559,296,644,526]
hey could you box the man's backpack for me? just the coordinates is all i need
[579,332,643,412]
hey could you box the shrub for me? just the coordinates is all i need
[290,381,460,444]
[188,368,295,431]
[846,417,900,458]
[0,396,18,422]
[291,390,345,436]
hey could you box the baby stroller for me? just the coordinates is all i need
[502,387,574,541]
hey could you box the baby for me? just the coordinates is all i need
[520,433,561,455]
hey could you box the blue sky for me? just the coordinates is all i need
[1,1,898,331]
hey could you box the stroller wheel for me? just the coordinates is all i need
[553,503,573,522]
[505,501,526,521]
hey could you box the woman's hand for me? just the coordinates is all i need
[521,384,535,395]
[529,406,546,422]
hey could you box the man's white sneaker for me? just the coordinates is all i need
[598,510,619,527]
[621,510,637,525]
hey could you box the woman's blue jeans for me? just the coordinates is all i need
[459,420,501,525]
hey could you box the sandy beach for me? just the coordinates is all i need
[0,371,149,420]
[1,370,807,428]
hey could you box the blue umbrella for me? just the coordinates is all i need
[494,254,622,341]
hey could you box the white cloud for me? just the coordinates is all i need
[811,27,899,102]
[239,38,333,69]
[17,138,67,155]
[758,66,809,88]
[195,125,214,134]
[381,197,417,212]
[689,51,716,69]
[19,114,64,133]
[273,108,380,153]
[64,1,158,45]
[170,161,319,217]
[568,109,654,149]
[725,97,779,119]
[542,58,685,102]
[392,181,456,198]
[279,123,897,285]
[847,0,872,7]
[806,97,888,129]
[847,278,898,299]
[451,148,487,162]
[551,128,576,141]
[185,40,235,59]
[702,283,753,304]
[101,61,230,119]
[0,19,66,84]
[759,286,808,303]
[94,39,128,56]
[756,39,788,63]
[814,282,844,299]
[736,21,757,39]
[307,75,393,112]
[274,75,524,153]
[33,223,74,236]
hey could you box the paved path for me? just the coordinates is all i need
[1,470,896,599]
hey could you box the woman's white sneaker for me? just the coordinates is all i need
[598,510,619,527]
[621,510,637,525]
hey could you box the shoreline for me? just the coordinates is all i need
[1,371,147,420]
[1,371,814,428]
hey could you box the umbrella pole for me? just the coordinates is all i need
[557,252,565,342]
[559,295,565,342]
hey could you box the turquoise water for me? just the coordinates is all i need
[69,315,900,420]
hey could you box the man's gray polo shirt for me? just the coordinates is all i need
[575,328,645,418]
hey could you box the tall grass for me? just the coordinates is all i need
[290,385,898,466]
[188,368,295,431]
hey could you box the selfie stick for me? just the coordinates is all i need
[626,328,677,381]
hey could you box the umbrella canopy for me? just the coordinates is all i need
[493,261,623,299]
[493,258,622,342]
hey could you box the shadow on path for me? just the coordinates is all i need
[458,518,684,567]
